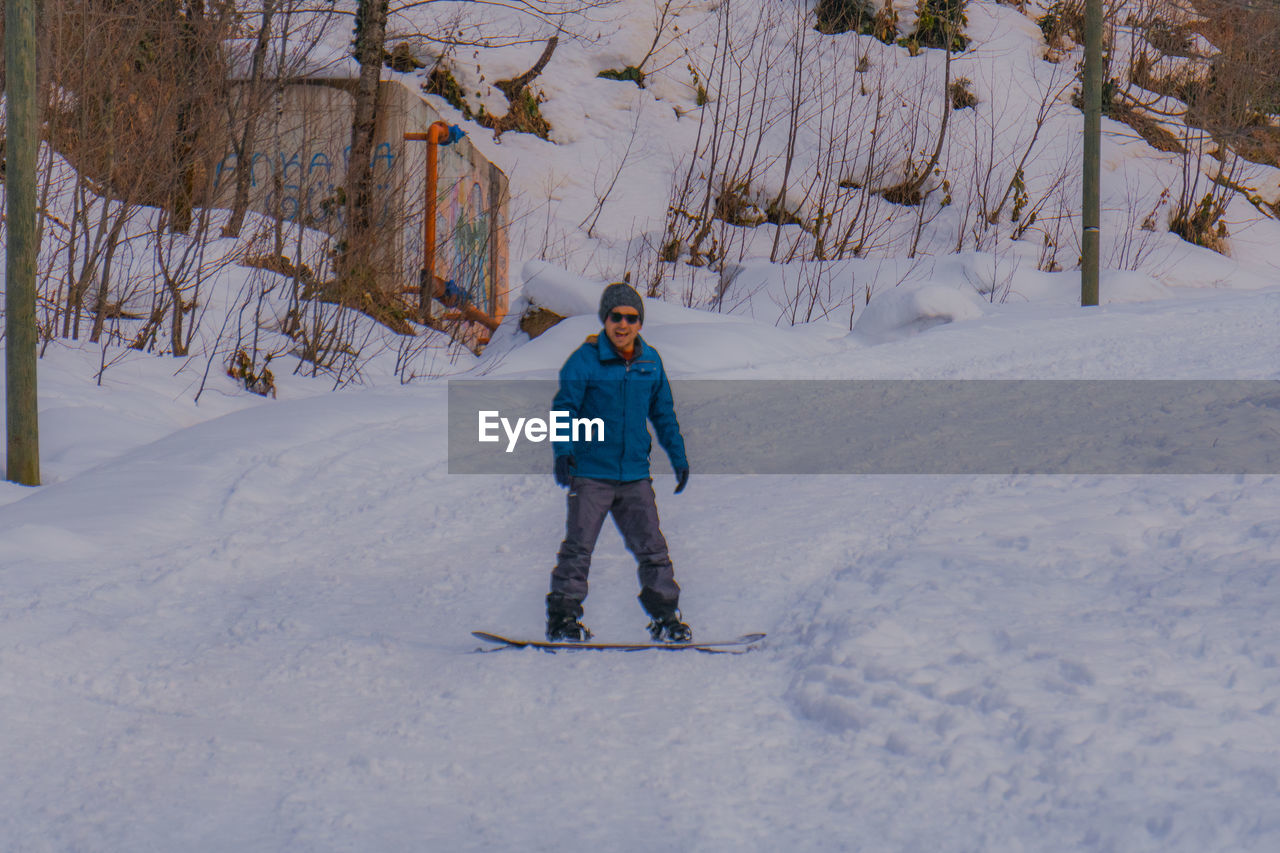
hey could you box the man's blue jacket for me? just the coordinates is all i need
[552,332,688,482]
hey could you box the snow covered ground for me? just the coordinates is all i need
[3,274,1280,851]
[5,0,1280,849]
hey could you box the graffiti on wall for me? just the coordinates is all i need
[444,179,493,316]
[212,80,508,334]
[400,161,504,322]
[212,143,399,228]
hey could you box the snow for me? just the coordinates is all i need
[5,0,1280,849]
[521,259,610,319]
[6,281,1280,851]
[852,283,987,341]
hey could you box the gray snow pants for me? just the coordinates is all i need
[550,477,680,612]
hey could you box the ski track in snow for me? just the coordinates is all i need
[786,475,1280,851]
[3,368,1279,849]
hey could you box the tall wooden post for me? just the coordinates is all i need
[1081,0,1102,307]
[6,0,41,485]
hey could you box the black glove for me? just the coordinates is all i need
[674,467,690,494]
[554,455,575,488]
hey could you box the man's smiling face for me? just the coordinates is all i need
[605,307,641,353]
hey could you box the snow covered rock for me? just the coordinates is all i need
[853,284,986,343]
[521,259,611,318]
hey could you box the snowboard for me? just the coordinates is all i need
[472,631,766,653]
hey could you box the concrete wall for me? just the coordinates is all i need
[211,79,509,326]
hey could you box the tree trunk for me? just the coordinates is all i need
[90,206,134,343]
[223,0,278,238]
[168,0,203,233]
[341,0,389,293]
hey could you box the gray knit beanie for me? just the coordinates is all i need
[598,282,644,325]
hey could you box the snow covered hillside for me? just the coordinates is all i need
[404,0,1280,312]
[4,0,1280,849]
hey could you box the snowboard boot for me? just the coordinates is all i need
[647,612,693,643]
[639,590,692,643]
[546,594,592,642]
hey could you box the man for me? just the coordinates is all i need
[546,282,692,643]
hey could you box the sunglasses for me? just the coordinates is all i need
[608,311,641,325]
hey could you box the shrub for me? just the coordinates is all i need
[911,0,968,52]
[814,0,879,35]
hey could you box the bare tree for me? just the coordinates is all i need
[222,0,282,239]
[1107,0,1280,253]
[37,0,231,349]
[339,0,392,295]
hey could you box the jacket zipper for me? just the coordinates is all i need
[613,352,653,480]
[619,359,631,478]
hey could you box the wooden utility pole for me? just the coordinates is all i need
[1081,0,1102,307]
[6,0,41,485]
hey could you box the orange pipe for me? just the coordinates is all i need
[405,121,453,323]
